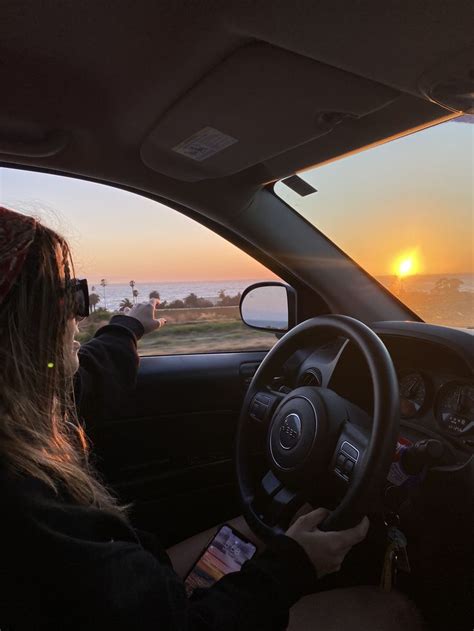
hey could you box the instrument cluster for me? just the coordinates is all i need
[398,371,474,438]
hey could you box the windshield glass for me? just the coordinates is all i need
[275,116,473,329]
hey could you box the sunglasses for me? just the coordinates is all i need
[73,278,89,319]
[64,278,89,320]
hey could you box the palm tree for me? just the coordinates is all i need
[119,298,133,311]
[100,279,108,310]
[129,280,136,302]
[132,289,139,303]
[89,293,100,312]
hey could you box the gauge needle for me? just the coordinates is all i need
[408,377,418,397]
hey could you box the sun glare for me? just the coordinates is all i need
[399,258,413,276]
[393,251,420,278]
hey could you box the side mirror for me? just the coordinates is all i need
[239,282,297,333]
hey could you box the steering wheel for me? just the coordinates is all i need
[236,315,399,539]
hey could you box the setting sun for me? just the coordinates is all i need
[393,251,420,278]
[399,258,413,277]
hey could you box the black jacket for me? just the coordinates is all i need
[0,316,318,630]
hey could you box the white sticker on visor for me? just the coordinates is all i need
[172,127,238,162]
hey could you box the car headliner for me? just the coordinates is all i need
[0,2,472,226]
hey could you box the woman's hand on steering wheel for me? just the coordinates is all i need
[286,507,369,579]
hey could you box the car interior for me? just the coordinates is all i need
[1,2,473,628]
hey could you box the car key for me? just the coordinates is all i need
[380,539,397,592]
[387,526,411,574]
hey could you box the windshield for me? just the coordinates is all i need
[275,116,473,329]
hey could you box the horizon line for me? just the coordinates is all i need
[89,272,474,284]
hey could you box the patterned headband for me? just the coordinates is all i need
[0,206,38,305]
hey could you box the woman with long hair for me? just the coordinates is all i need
[0,206,424,630]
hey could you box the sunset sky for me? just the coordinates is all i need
[277,116,473,276]
[0,117,472,282]
[0,168,271,283]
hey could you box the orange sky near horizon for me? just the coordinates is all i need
[277,117,473,277]
[314,196,472,277]
[74,229,274,283]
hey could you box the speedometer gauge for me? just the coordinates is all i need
[435,381,474,436]
[399,372,428,418]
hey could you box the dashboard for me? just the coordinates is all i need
[280,320,473,623]
[292,321,474,459]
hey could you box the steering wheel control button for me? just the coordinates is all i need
[334,449,356,481]
[344,459,354,474]
[279,413,302,450]
[250,394,271,422]
[336,453,346,469]
[250,401,264,420]
[341,441,359,461]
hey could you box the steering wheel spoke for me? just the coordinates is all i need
[252,470,304,529]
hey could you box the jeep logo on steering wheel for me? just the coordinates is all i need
[279,413,302,450]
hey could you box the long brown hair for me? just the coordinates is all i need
[0,218,124,514]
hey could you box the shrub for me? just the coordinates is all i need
[217,290,242,306]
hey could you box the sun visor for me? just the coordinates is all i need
[418,45,474,114]
[141,43,399,182]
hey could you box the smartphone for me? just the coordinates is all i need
[184,524,257,596]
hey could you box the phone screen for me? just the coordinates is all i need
[184,524,257,596]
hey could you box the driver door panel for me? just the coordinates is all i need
[88,352,265,546]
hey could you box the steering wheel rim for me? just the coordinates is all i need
[235,314,399,540]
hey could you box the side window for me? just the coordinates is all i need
[0,168,280,355]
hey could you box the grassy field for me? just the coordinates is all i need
[138,320,276,355]
[77,306,277,355]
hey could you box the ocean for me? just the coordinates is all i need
[89,273,473,312]
[89,279,271,311]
